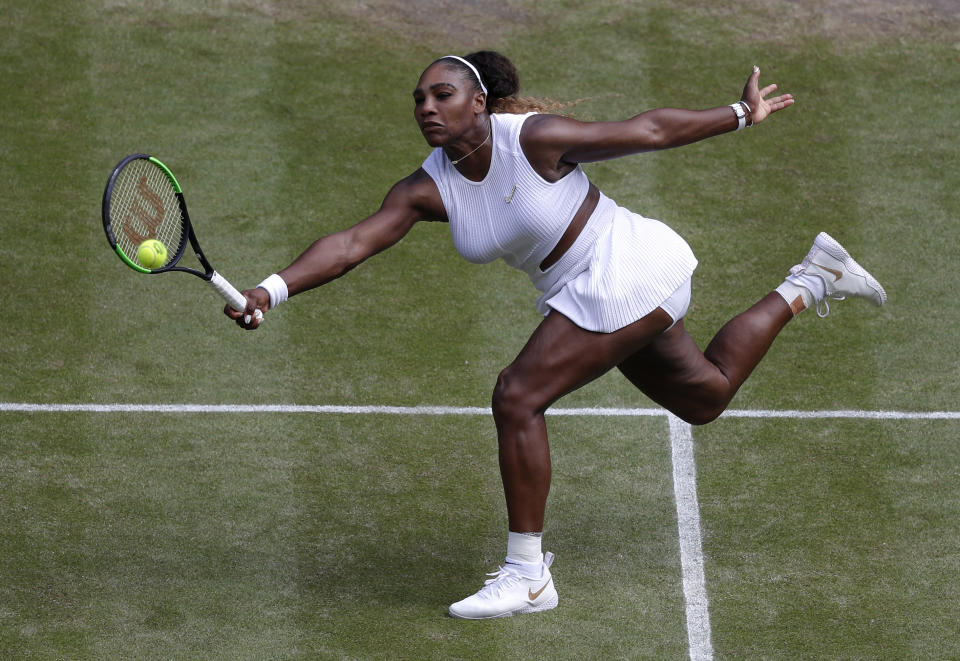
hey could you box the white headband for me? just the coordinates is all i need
[441,55,488,96]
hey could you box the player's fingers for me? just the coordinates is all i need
[242,293,257,324]
[759,83,779,98]
[245,309,264,326]
[741,65,766,112]
[241,303,264,329]
[768,94,795,111]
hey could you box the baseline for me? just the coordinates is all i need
[1,402,958,419]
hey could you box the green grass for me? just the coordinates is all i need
[1,414,689,659]
[700,418,960,658]
[2,0,959,658]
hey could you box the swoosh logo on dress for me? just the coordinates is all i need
[811,262,843,281]
[504,183,517,204]
[528,579,551,601]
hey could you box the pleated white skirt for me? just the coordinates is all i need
[539,204,698,333]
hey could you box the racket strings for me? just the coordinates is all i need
[110,159,185,268]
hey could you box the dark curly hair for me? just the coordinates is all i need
[435,50,564,114]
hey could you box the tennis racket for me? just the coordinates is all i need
[102,153,261,323]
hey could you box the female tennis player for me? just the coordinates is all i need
[226,51,885,619]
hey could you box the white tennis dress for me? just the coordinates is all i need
[421,112,698,333]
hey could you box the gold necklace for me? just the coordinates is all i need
[450,125,492,165]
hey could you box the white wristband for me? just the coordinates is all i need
[257,273,289,309]
[729,102,746,130]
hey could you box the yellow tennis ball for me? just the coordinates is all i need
[137,239,168,269]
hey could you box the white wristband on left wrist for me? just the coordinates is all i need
[729,102,747,130]
[740,100,754,127]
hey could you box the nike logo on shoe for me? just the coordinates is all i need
[811,262,843,282]
[528,579,551,601]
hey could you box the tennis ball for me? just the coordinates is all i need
[137,239,167,269]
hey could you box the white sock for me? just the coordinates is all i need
[506,531,543,567]
[775,279,816,316]
[788,271,826,300]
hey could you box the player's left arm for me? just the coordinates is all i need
[522,66,793,172]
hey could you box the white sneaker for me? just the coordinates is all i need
[788,231,887,317]
[448,552,558,619]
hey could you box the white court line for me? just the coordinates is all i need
[1,402,958,419]
[0,402,492,415]
[668,414,714,661]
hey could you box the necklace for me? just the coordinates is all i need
[450,124,492,165]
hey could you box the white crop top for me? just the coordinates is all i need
[421,113,600,289]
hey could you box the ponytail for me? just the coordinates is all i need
[456,50,572,115]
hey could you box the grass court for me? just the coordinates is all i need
[2,1,959,658]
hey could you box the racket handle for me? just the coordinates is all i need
[209,271,263,323]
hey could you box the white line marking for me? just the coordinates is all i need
[1,402,957,419]
[0,403,491,415]
[715,409,960,420]
[668,414,714,661]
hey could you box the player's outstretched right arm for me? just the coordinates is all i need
[279,168,445,295]
[225,168,445,327]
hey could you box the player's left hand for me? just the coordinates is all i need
[741,66,794,125]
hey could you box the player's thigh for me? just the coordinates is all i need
[616,319,726,401]
[498,307,674,412]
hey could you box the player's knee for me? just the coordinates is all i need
[492,366,536,426]
[678,406,723,426]
[674,393,728,425]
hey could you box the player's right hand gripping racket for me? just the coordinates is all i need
[102,153,261,322]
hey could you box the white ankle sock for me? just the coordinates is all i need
[787,271,826,300]
[775,279,816,316]
[506,531,543,566]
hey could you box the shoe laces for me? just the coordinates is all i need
[789,264,844,318]
[475,564,525,600]
[815,292,846,319]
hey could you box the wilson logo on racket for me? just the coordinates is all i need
[122,176,166,244]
